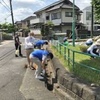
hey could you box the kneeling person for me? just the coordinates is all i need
[29,49,53,79]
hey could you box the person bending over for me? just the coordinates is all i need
[87,39,100,58]
[29,49,53,79]
[34,40,48,50]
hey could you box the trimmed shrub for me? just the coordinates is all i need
[2,33,13,40]
[79,45,89,53]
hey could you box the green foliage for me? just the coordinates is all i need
[0,23,17,33]
[2,32,13,40]
[41,24,45,36]
[41,21,54,36]
[45,24,49,36]
[92,0,100,22]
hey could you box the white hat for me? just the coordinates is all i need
[95,39,100,46]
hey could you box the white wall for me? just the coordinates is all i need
[30,29,41,35]
[62,9,73,23]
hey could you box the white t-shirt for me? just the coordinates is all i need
[25,36,36,49]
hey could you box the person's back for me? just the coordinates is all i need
[31,49,49,61]
[34,40,48,49]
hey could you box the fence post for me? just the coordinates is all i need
[59,43,61,54]
[68,48,70,66]
[64,46,66,60]
[57,42,59,52]
[72,51,75,71]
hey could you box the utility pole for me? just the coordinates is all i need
[9,0,15,36]
[72,0,75,46]
[91,3,93,38]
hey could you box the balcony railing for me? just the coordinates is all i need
[30,18,44,24]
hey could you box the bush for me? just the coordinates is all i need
[79,45,89,53]
[2,33,13,40]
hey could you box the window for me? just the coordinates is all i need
[51,12,61,20]
[46,16,49,20]
[65,12,72,17]
[86,12,91,20]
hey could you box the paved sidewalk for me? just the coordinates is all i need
[0,40,13,47]
[20,68,59,100]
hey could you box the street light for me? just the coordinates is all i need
[72,0,75,46]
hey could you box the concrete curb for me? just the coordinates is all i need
[51,57,100,100]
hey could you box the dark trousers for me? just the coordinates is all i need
[15,43,22,55]
[88,48,99,58]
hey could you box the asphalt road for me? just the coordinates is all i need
[0,38,26,100]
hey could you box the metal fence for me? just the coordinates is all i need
[51,40,100,85]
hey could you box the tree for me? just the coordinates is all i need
[41,24,45,36]
[0,23,17,33]
[92,0,100,22]
[41,21,54,36]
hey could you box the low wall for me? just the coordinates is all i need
[51,57,100,100]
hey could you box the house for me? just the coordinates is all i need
[30,0,82,36]
[15,21,22,29]
[15,16,36,36]
[21,16,36,29]
[81,6,100,31]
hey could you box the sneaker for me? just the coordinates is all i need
[19,54,23,57]
[41,72,45,76]
[15,54,18,57]
[41,70,45,76]
[35,75,44,79]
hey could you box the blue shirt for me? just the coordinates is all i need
[35,40,46,46]
[31,49,49,61]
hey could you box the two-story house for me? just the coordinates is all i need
[21,16,36,29]
[30,0,82,35]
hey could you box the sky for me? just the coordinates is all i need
[0,0,91,24]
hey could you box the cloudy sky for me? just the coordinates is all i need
[0,0,91,23]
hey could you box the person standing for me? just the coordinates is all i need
[14,34,23,57]
[25,32,36,67]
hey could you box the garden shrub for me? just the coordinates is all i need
[2,33,13,40]
[79,45,89,53]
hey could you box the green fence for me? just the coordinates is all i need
[51,40,100,85]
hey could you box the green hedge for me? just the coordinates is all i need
[2,33,13,40]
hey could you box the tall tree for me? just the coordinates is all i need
[92,0,100,22]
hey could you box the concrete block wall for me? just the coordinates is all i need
[51,57,100,100]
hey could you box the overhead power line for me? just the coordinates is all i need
[2,0,10,10]
[0,0,10,12]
